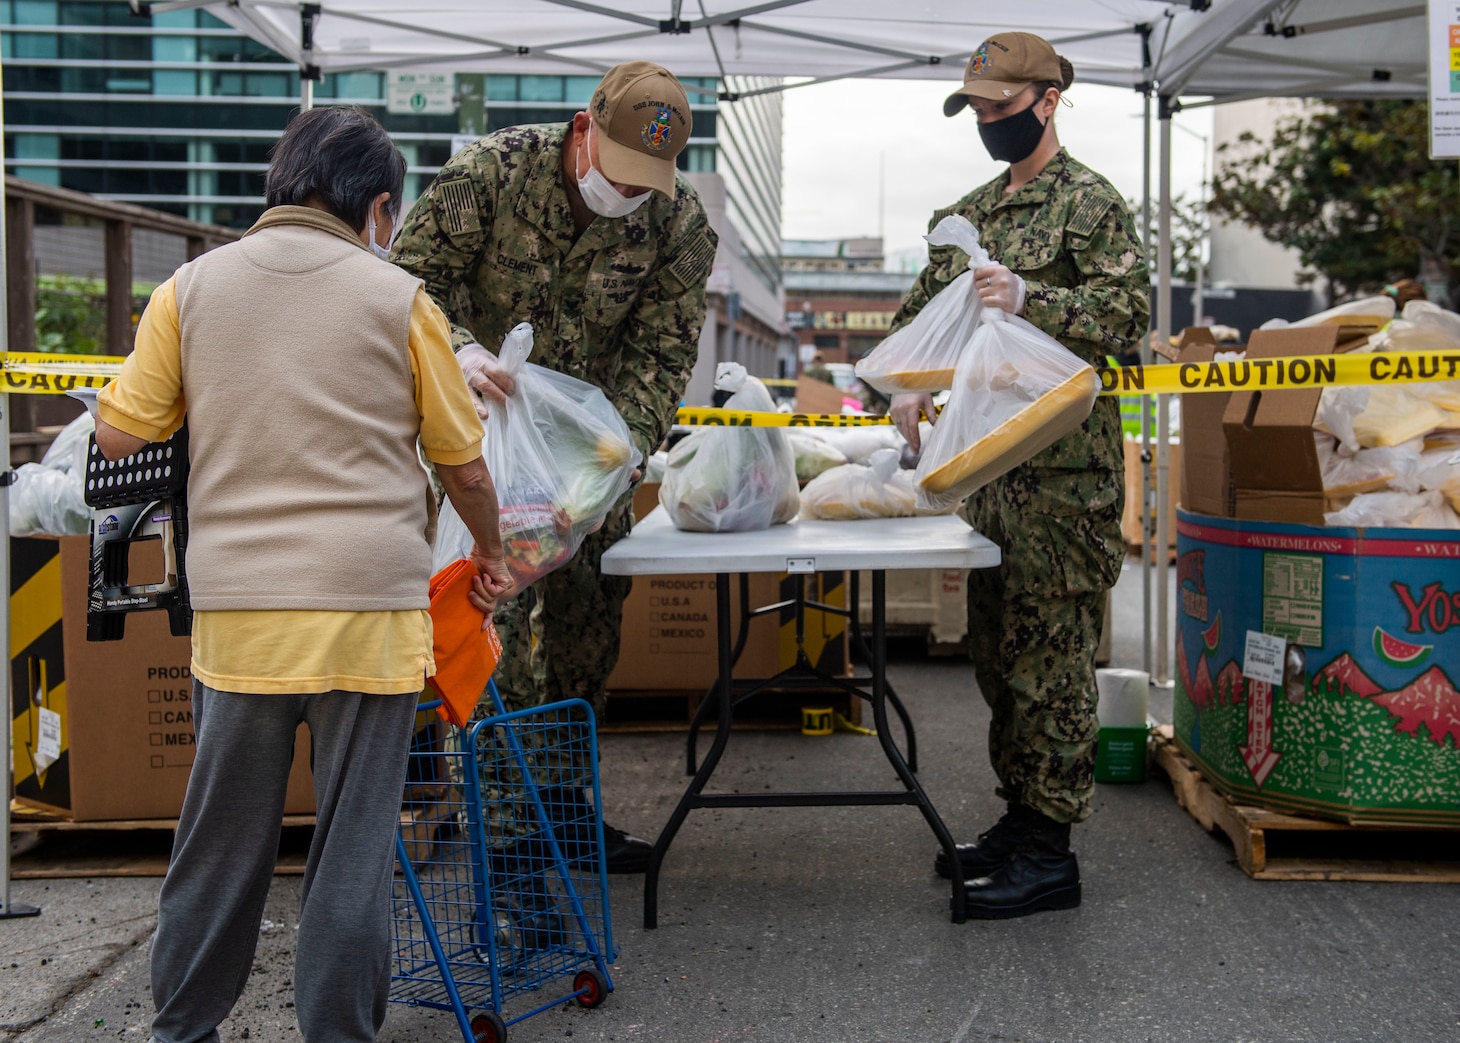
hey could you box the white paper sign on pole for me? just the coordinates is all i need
[386,71,456,116]
[1429,1,1460,158]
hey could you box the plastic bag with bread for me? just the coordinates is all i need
[914,296,1098,512]
[853,216,988,394]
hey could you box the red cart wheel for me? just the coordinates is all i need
[471,1011,507,1043]
[574,968,610,1008]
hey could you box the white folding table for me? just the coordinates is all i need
[601,508,1001,926]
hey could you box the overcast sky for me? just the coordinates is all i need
[781,77,1215,267]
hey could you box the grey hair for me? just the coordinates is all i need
[264,106,406,231]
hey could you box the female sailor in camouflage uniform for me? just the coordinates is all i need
[889,32,1150,919]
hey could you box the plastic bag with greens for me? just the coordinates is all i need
[787,431,848,483]
[800,448,915,520]
[9,462,89,536]
[660,363,799,532]
[432,322,641,588]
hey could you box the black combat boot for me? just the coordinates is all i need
[933,802,1029,880]
[960,811,1081,919]
[540,786,653,874]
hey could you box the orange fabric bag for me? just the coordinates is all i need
[425,558,502,727]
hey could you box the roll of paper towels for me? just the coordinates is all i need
[1096,668,1149,729]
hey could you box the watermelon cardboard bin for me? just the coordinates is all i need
[1174,509,1460,828]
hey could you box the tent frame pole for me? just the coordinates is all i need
[1154,93,1175,690]
[0,76,42,922]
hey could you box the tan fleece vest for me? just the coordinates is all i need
[175,206,433,611]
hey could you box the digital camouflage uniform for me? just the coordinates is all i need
[392,124,717,721]
[890,149,1149,824]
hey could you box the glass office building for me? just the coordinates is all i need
[2,1,780,294]
[3,1,788,389]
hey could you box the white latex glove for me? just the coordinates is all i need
[972,264,1027,315]
[456,342,515,419]
[890,393,935,454]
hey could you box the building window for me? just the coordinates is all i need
[680,144,715,173]
[812,334,840,350]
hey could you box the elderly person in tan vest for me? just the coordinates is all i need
[95,105,512,1043]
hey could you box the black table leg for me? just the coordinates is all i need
[848,570,918,772]
[645,569,967,927]
[868,570,967,923]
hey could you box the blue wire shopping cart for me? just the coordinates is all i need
[390,680,617,1043]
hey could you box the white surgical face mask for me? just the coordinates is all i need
[576,122,653,219]
[366,205,401,261]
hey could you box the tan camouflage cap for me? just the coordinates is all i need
[943,32,1066,116]
[589,61,692,196]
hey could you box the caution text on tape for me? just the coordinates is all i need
[3,351,124,395]
[8,348,1460,409]
[1101,350,1460,396]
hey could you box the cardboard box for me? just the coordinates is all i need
[605,570,847,692]
[794,374,847,415]
[1174,328,1236,518]
[1221,325,1374,526]
[1173,508,1460,827]
[608,483,848,692]
[10,535,314,821]
[1122,438,1182,548]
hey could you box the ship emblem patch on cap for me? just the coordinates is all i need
[969,41,991,76]
[641,105,674,151]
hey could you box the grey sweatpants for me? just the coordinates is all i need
[150,681,419,1043]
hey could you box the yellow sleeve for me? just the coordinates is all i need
[96,277,186,442]
[410,286,485,465]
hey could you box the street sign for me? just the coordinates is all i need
[387,71,456,116]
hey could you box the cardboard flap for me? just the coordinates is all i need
[1222,326,1346,496]
[1170,326,1217,361]
[795,374,846,415]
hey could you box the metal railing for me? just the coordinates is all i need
[4,175,239,452]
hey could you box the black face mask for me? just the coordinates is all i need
[977,102,1048,164]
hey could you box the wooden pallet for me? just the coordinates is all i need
[1152,728,1460,883]
[7,808,316,879]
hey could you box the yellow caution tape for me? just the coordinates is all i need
[1101,350,1460,396]
[3,351,125,395]
[8,348,1460,411]
[833,710,876,737]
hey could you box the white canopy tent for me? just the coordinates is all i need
[0,0,1434,917]
[132,0,1426,102]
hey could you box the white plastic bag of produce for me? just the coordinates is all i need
[787,431,848,483]
[1351,387,1447,448]
[853,215,987,394]
[39,411,95,474]
[796,425,905,466]
[799,448,915,520]
[660,363,799,532]
[432,322,641,588]
[9,462,89,536]
[1324,489,1460,529]
[914,306,1098,512]
[1417,446,1460,514]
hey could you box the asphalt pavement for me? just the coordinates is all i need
[3,554,1457,1043]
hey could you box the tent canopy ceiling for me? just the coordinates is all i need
[153,0,1427,103]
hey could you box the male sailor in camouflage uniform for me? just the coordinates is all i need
[393,61,717,874]
[889,33,1149,918]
